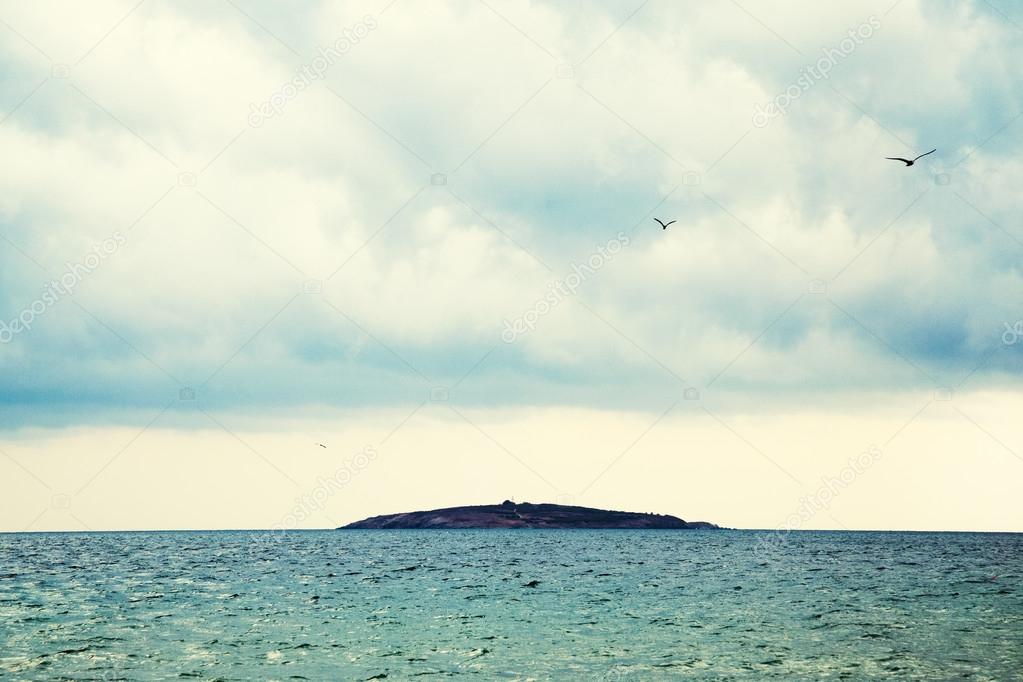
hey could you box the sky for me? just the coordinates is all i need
[0,0,1021,532]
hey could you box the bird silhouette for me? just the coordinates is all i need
[654,218,676,230]
[885,149,936,166]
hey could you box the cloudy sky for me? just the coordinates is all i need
[1,0,1021,532]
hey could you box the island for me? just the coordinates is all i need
[338,500,720,529]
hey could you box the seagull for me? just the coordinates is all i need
[885,149,936,166]
[654,218,676,230]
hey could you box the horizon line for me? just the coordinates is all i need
[3,527,1021,535]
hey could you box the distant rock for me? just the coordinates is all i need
[338,501,720,530]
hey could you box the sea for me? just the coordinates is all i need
[0,530,1020,680]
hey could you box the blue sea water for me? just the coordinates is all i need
[0,529,1020,680]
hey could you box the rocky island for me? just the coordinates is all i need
[339,500,720,529]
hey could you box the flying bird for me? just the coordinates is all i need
[885,149,936,166]
[654,218,676,230]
